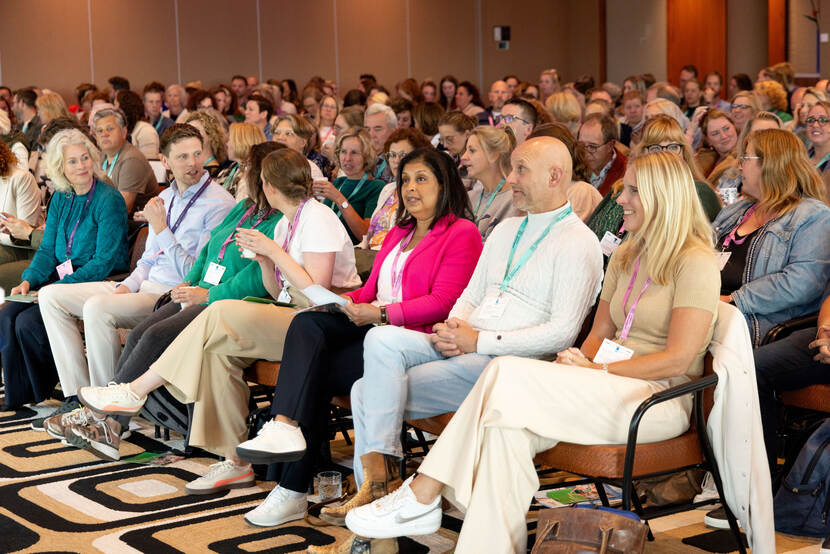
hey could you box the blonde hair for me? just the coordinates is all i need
[754,80,788,112]
[731,90,761,113]
[737,111,782,155]
[745,128,827,215]
[545,92,581,131]
[335,127,375,174]
[469,126,517,178]
[617,151,714,285]
[36,92,71,123]
[645,98,689,131]
[185,110,228,163]
[368,92,389,106]
[634,115,705,182]
[46,129,103,193]
[228,122,266,162]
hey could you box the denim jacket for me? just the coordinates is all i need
[713,197,830,346]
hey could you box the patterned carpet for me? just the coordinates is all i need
[0,396,822,553]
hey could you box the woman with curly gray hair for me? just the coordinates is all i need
[0,128,129,409]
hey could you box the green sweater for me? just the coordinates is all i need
[184,200,282,302]
[326,176,386,243]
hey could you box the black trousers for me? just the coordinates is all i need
[0,302,59,408]
[755,326,830,469]
[271,311,371,493]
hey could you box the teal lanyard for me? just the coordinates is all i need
[154,117,163,132]
[223,163,239,190]
[328,173,369,215]
[204,155,216,166]
[375,160,387,179]
[500,205,573,293]
[102,151,120,178]
[816,152,830,170]
[474,178,505,221]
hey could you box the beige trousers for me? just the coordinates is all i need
[149,299,296,458]
[418,356,692,554]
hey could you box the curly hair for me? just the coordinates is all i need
[185,110,228,163]
[0,140,17,177]
[45,129,103,193]
[754,80,788,112]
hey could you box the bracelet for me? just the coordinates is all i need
[379,306,388,325]
[601,363,609,373]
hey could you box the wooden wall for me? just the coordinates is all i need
[666,0,727,87]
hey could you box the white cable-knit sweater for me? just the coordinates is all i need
[450,203,604,357]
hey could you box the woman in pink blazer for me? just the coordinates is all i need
[233,148,482,527]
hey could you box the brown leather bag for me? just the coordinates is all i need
[530,506,648,553]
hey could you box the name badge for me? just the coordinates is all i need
[478,294,509,319]
[600,231,623,257]
[593,338,635,364]
[203,262,227,286]
[56,260,74,279]
[277,288,292,303]
[717,251,731,271]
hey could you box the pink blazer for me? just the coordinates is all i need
[346,214,482,332]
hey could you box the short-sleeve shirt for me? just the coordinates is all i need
[272,198,361,291]
[600,245,720,382]
[327,176,386,243]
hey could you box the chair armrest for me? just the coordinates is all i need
[761,313,819,345]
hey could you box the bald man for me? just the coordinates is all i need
[478,80,511,126]
[322,137,604,525]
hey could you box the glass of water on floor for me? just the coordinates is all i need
[317,471,342,500]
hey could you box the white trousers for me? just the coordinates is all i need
[418,356,692,554]
[38,281,166,396]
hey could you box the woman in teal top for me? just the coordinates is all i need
[1,129,129,408]
[312,127,385,243]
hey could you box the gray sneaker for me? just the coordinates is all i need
[69,416,122,461]
[31,398,80,431]
[44,406,93,440]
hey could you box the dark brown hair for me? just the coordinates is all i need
[261,148,312,202]
[384,127,431,153]
[246,142,285,209]
[160,123,203,157]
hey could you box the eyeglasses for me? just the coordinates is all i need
[730,103,752,111]
[738,155,761,165]
[386,150,411,160]
[806,116,830,126]
[645,143,683,154]
[498,114,531,125]
[579,141,609,153]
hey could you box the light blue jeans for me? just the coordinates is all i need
[351,325,494,485]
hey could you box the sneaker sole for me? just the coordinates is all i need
[185,479,256,495]
[235,446,306,464]
[317,511,346,526]
[30,422,47,432]
[244,509,306,528]
[71,429,120,462]
[77,389,142,416]
[45,425,67,441]
[703,514,733,530]
[346,512,442,538]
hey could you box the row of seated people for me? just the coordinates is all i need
[0,103,828,552]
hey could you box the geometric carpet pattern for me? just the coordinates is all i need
[0,397,823,553]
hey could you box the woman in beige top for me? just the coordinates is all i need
[345,151,722,553]
[0,140,43,264]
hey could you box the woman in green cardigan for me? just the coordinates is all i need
[0,129,129,408]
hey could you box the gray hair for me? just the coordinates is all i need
[364,103,397,130]
[45,129,103,193]
[92,107,127,129]
[166,84,186,101]
[645,98,690,131]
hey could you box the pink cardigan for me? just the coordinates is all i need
[346,215,482,332]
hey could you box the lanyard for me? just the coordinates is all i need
[154,116,163,132]
[722,203,758,248]
[321,126,334,145]
[274,198,309,285]
[329,173,369,215]
[166,177,212,234]
[474,178,505,221]
[390,229,416,298]
[620,256,651,341]
[204,155,216,166]
[816,151,830,170]
[64,180,98,259]
[102,151,120,178]
[375,160,387,179]
[217,204,273,262]
[501,205,573,293]
[222,163,239,190]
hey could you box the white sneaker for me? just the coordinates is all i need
[694,471,719,504]
[77,382,146,416]
[244,485,307,527]
[184,460,255,495]
[236,420,307,464]
[345,476,442,539]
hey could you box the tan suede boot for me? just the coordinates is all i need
[319,452,402,526]
[306,533,398,554]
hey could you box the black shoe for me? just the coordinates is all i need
[821,534,830,554]
[31,398,81,431]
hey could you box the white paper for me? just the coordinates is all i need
[717,251,732,271]
[593,338,634,364]
[302,284,347,307]
[600,231,622,257]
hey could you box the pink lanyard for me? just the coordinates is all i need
[274,198,309,285]
[620,256,651,341]
[390,229,416,298]
[722,203,758,248]
[218,204,271,262]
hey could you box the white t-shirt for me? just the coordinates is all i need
[272,198,361,295]
[374,240,412,305]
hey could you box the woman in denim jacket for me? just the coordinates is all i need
[714,128,830,346]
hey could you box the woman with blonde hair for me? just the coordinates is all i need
[36,92,71,126]
[805,101,830,196]
[544,92,581,136]
[185,110,228,177]
[714,128,830,345]
[347,151,722,554]
[728,90,761,133]
[220,122,266,199]
[460,126,519,240]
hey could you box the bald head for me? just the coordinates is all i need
[489,80,510,110]
[507,137,573,213]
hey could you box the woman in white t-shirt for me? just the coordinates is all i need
[83,148,360,493]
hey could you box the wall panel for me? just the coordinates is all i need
[666,0,726,87]
[409,0,478,85]
[606,0,667,84]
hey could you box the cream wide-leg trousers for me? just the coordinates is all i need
[149,299,296,458]
[418,356,692,554]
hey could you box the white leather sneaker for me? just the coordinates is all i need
[345,476,442,539]
[184,460,255,495]
[244,485,307,527]
[236,420,307,464]
[77,382,146,416]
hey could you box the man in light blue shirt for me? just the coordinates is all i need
[34,125,235,426]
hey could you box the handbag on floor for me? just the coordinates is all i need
[531,505,648,553]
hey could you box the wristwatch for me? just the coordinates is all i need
[340,200,349,210]
[379,306,389,325]
[601,363,609,373]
